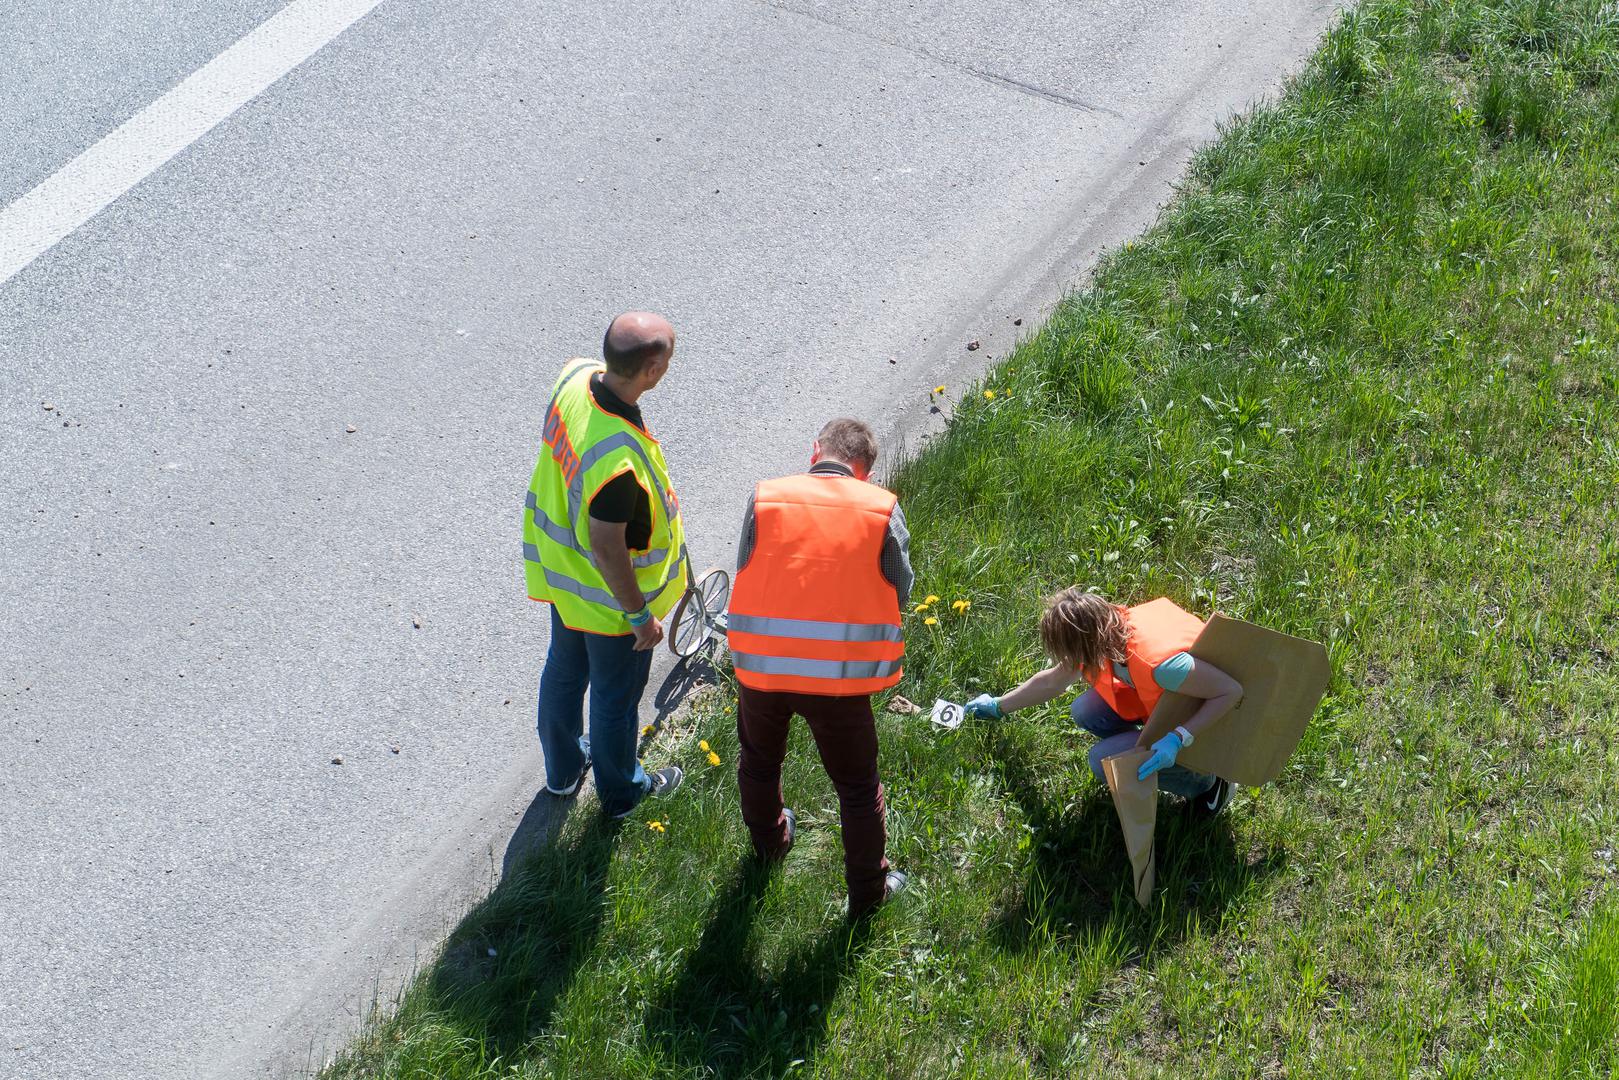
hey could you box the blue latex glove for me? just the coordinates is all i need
[1137,731,1184,780]
[963,693,1002,720]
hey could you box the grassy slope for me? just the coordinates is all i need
[328,2,1619,1076]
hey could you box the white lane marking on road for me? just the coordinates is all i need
[0,0,384,288]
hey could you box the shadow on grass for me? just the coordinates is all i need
[647,651,723,736]
[645,858,874,1077]
[985,726,1285,953]
[431,812,622,1058]
[501,788,575,879]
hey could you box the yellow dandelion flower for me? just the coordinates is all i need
[707,751,722,766]
[647,820,664,832]
[952,599,971,613]
[984,389,996,400]
[925,595,939,605]
[913,603,930,613]
[698,739,710,752]
[925,616,938,626]
[641,725,654,736]
[933,384,946,395]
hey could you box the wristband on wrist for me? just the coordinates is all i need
[1174,725,1193,747]
[627,606,652,627]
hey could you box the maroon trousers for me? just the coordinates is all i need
[735,684,890,912]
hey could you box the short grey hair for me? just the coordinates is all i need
[816,418,878,470]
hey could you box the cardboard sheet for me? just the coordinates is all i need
[1102,748,1157,908]
[1139,613,1330,787]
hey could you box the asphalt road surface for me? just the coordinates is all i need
[0,1,1336,1075]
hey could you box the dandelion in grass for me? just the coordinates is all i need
[647,820,665,833]
[984,389,996,400]
[707,750,722,766]
[641,724,655,737]
[925,594,939,605]
[698,739,710,752]
[924,616,938,626]
[933,385,946,395]
[951,599,971,614]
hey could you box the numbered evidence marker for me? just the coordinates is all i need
[930,699,964,730]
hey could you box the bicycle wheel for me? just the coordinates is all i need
[696,568,730,627]
[667,585,711,657]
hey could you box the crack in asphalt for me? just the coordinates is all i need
[753,0,1126,118]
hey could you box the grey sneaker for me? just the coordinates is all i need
[849,868,907,920]
[647,765,684,799]
[883,869,908,900]
[609,766,684,818]
[543,754,592,797]
[757,807,796,863]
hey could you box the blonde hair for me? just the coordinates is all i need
[1039,588,1128,677]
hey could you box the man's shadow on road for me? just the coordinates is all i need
[984,726,1285,954]
[644,859,873,1078]
[427,650,727,1056]
[433,809,620,1057]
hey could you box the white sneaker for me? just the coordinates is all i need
[543,755,591,797]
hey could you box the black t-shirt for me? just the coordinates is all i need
[586,373,653,550]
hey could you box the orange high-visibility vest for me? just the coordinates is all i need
[727,473,904,696]
[1090,597,1205,721]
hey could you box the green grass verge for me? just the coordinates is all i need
[327,1,1619,1075]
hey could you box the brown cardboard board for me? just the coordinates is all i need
[1139,613,1330,787]
[1102,748,1157,908]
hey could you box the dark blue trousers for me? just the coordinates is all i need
[536,605,652,815]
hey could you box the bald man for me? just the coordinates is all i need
[522,312,690,818]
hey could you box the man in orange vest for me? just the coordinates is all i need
[726,418,913,917]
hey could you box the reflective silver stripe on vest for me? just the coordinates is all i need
[526,490,668,569]
[576,430,643,476]
[539,567,620,609]
[730,653,901,681]
[569,431,679,524]
[726,613,902,644]
[549,360,598,412]
[528,549,686,612]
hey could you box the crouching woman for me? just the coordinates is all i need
[965,589,1242,817]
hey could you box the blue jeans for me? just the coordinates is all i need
[536,605,653,816]
[1072,689,1216,801]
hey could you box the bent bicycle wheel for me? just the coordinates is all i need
[667,585,711,658]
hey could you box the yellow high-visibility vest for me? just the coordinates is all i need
[523,360,687,634]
